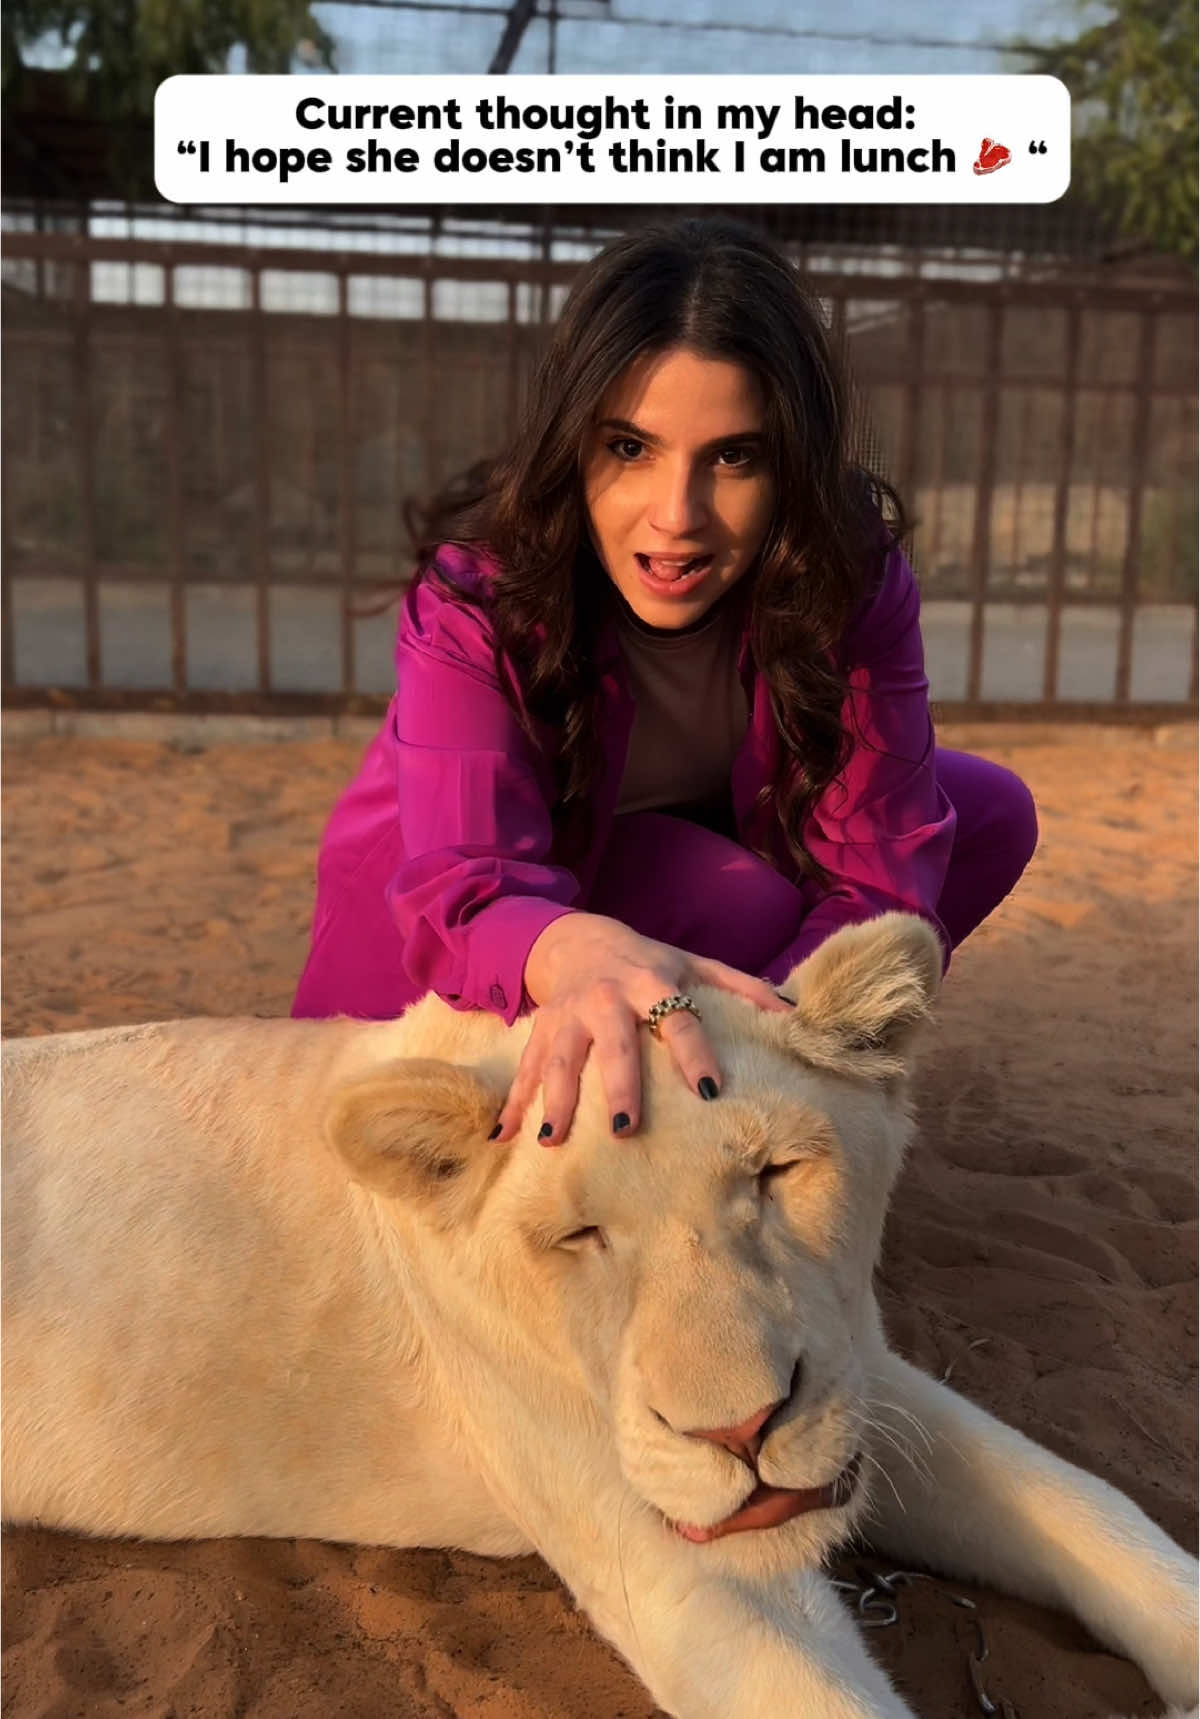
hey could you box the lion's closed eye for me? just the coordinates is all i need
[560,1225,606,1251]
[754,1148,844,1255]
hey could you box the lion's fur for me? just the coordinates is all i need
[3,915,1195,1719]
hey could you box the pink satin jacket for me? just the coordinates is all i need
[292,543,954,1025]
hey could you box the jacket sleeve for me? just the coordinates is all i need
[761,545,955,986]
[383,568,579,1023]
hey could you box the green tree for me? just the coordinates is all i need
[1013,0,1198,262]
[2,0,335,198]
[2,0,335,120]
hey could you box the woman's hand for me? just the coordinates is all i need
[492,912,793,1146]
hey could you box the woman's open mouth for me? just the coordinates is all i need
[635,553,714,597]
[669,1452,861,1543]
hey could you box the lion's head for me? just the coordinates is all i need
[326,913,941,1573]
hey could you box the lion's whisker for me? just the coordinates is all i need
[858,1410,936,1491]
[861,1385,935,1455]
[616,1487,644,1665]
[857,1448,906,1516]
[874,1399,971,1471]
[860,1399,937,1475]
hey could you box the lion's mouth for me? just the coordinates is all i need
[669,1451,861,1543]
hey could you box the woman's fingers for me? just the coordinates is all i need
[494,1018,554,1141]
[647,956,792,1101]
[493,944,787,1147]
[535,1017,592,1146]
[689,956,796,1014]
[653,1004,723,1099]
[588,996,644,1136]
[494,1013,599,1146]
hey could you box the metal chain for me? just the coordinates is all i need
[833,1568,1019,1717]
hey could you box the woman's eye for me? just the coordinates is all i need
[715,445,755,468]
[607,437,646,462]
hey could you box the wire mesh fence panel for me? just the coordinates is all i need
[2,220,1195,717]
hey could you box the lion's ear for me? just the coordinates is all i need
[777,914,943,1082]
[325,1058,506,1226]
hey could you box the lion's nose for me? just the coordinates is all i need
[686,1362,801,1465]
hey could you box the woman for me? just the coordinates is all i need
[293,216,1037,1145]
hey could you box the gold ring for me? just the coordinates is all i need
[645,994,702,1039]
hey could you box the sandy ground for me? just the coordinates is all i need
[2,719,1196,1719]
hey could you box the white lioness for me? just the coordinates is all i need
[3,915,1196,1719]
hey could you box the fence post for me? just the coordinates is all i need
[337,267,357,697]
[164,263,188,695]
[73,255,101,691]
[250,262,272,693]
[898,294,925,506]
[1042,298,1083,702]
[1114,310,1158,703]
[965,300,1005,703]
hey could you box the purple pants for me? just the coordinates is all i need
[293,747,1036,1019]
[583,747,1037,977]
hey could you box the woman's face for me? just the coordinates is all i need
[582,346,775,630]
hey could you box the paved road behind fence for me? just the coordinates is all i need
[7,580,1196,708]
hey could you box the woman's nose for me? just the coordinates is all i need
[647,462,709,537]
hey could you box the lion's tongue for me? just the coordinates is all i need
[674,1455,860,1544]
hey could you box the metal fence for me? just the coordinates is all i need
[2,225,1196,719]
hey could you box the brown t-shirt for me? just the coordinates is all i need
[615,602,750,837]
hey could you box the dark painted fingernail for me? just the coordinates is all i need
[488,1124,502,1141]
[697,1076,719,1100]
[538,1121,554,1141]
[612,1112,631,1134]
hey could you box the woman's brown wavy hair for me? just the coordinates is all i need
[412,214,908,880]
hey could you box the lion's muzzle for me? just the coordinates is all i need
[669,1450,862,1543]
